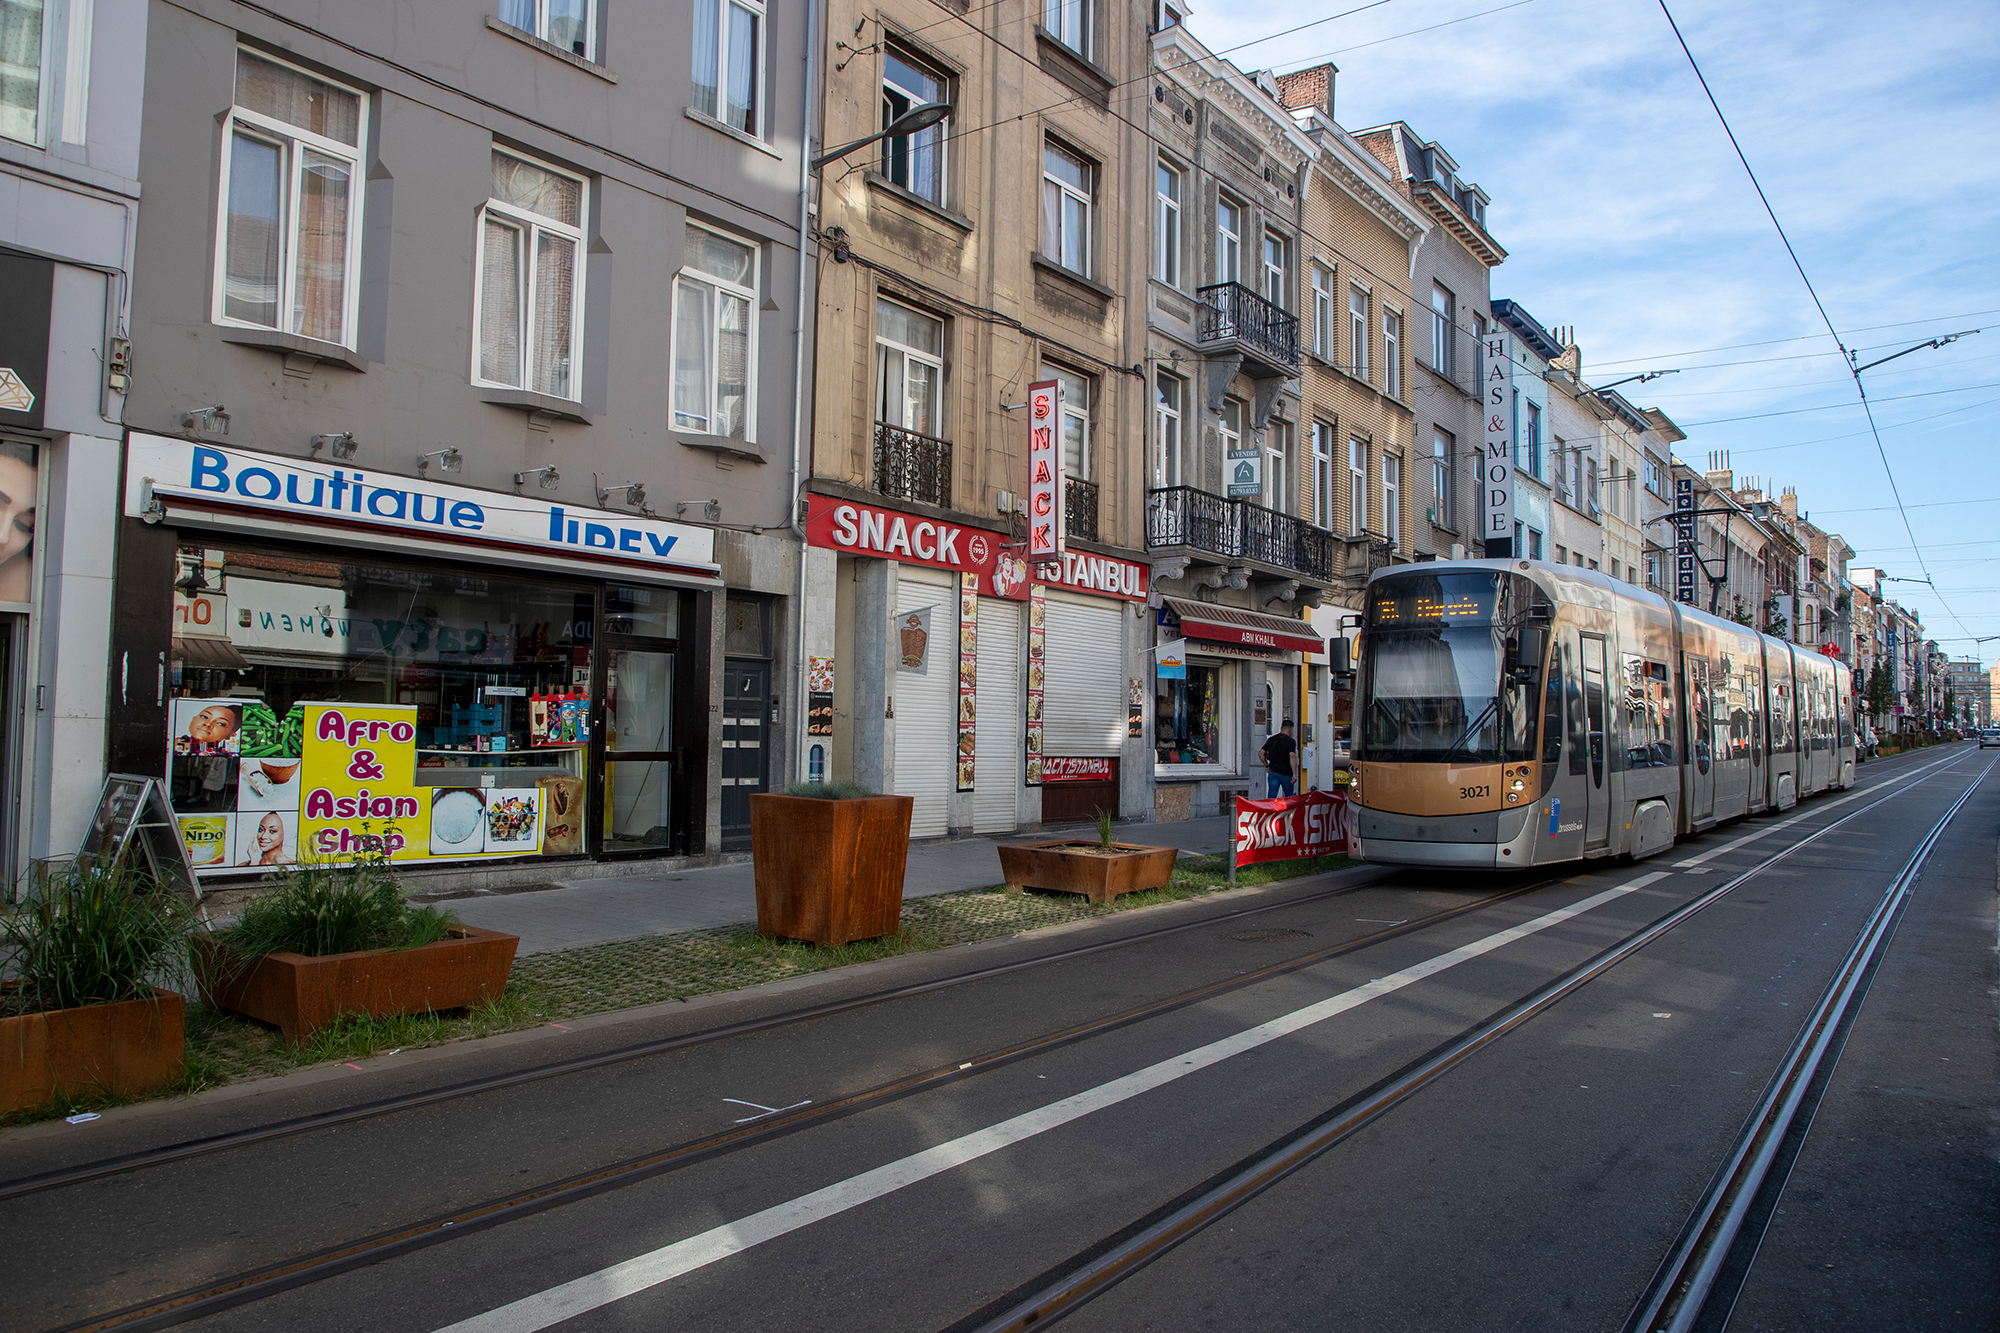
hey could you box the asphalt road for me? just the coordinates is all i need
[6,744,1992,1333]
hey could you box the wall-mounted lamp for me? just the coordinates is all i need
[311,431,357,460]
[596,476,648,511]
[417,447,463,476]
[676,499,722,521]
[182,404,228,436]
[513,465,560,494]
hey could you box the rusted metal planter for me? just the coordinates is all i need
[0,988,186,1112]
[749,793,914,946]
[997,841,1179,904]
[193,926,519,1043]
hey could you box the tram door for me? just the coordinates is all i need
[1581,634,1610,849]
[1686,656,1715,825]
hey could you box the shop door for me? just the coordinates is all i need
[893,575,954,839]
[1581,633,1610,849]
[720,660,769,850]
[601,644,679,855]
[973,599,1022,833]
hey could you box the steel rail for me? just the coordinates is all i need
[945,756,1974,1333]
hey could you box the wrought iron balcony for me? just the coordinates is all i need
[1196,282,1300,376]
[1064,476,1099,544]
[872,421,952,509]
[1145,486,1333,583]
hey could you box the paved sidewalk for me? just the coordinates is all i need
[448,816,1237,956]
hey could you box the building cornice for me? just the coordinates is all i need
[1152,27,1316,167]
[1306,138,1429,243]
[1409,180,1505,266]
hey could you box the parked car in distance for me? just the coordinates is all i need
[1980,728,2000,749]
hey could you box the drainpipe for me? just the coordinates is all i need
[787,0,820,788]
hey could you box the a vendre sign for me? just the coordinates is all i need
[1233,789,1357,864]
[806,493,1146,603]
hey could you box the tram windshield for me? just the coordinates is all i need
[1358,571,1546,764]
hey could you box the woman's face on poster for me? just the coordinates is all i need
[187,705,241,743]
[0,452,35,566]
[255,812,284,853]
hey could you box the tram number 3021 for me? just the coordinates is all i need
[1460,785,1491,800]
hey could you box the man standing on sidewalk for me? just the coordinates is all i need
[1261,721,1298,799]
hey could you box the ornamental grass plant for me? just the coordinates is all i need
[215,856,457,959]
[782,780,877,800]
[0,859,196,1017]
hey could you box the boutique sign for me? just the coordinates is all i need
[124,434,717,576]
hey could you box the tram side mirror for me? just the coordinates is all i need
[1330,636,1352,674]
[1513,625,1546,680]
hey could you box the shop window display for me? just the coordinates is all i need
[1156,663,1224,766]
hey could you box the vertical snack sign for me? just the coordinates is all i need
[1027,379,1063,564]
[1026,584,1046,785]
[957,572,978,791]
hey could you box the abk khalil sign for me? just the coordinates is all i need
[1233,789,1357,864]
[1481,331,1515,558]
[1026,379,1063,563]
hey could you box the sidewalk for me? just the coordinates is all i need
[445,816,1237,955]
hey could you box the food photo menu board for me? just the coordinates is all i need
[166,699,548,874]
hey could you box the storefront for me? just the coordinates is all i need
[115,434,722,881]
[805,491,1146,835]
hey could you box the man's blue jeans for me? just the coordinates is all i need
[1267,773,1296,799]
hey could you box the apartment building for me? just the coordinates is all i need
[108,1,818,885]
[1489,299,1563,563]
[1946,657,1987,729]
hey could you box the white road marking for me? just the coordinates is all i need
[722,1098,812,1124]
[1671,752,1963,868]
[432,872,1671,1333]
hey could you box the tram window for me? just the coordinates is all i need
[1542,660,1564,765]
[1689,658,1711,775]
[1565,641,1587,776]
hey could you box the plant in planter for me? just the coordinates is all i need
[748,782,914,946]
[193,856,518,1043]
[997,810,1178,905]
[0,860,196,1113]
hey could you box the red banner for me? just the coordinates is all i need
[1042,756,1114,782]
[1233,789,1357,864]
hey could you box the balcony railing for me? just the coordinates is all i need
[1145,486,1333,583]
[1064,476,1099,544]
[1196,282,1300,372]
[872,421,952,509]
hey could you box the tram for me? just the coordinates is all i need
[1344,559,1855,870]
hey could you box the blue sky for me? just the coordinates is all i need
[1191,0,2000,660]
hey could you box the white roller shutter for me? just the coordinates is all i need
[973,598,1022,833]
[894,572,955,839]
[1043,592,1125,757]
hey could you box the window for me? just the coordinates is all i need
[1310,265,1331,358]
[1262,232,1286,307]
[1156,661,1228,767]
[1554,544,1567,565]
[1045,0,1089,57]
[1041,141,1092,275]
[875,299,944,436]
[216,52,366,347]
[1643,455,1664,497]
[1552,435,1569,500]
[1153,371,1184,486]
[475,150,585,399]
[1585,456,1598,515]
[672,224,757,441]
[1312,422,1334,529]
[693,0,762,134]
[1382,454,1400,549]
[1155,159,1181,285]
[1347,437,1367,536]
[1220,396,1242,457]
[1,0,42,144]
[1216,197,1241,285]
[881,52,947,204]
[1431,282,1455,377]
[1524,400,1542,477]
[1348,286,1369,380]
[1053,366,1091,479]
[1432,428,1454,523]
[1527,527,1543,560]
[1606,453,1622,520]
[498,0,594,59]
[1265,420,1291,514]
[1383,308,1402,397]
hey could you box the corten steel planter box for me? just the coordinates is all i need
[194,926,519,1043]
[749,794,914,945]
[0,989,186,1112]
[997,841,1179,904]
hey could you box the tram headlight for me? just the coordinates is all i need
[1509,778,1526,793]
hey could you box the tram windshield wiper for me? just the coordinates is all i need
[1440,696,1500,764]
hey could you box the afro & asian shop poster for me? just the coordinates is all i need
[167,699,551,874]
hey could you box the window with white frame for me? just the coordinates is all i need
[475,150,586,399]
[1432,427,1454,524]
[1524,400,1542,477]
[1052,365,1091,479]
[875,298,944,436]
[1347,436,1367,536]
[1552,433,1569,500]
[1585,456,1598,515]
[1606,452,1621,520]
[1262,232,1285,308]
[1041,141,1092,275]
[1153,370,1184,487]
[672,223,757,441]
[498,0,594,59]
[1348,286,1369,380]
[1430,281,1455,377]
[0,0,45,144]
[882,50,947,204]
[1155,158,1181,286]
[1643,454,1664,496]
[1220,396,1242,457]
[1044,0,1089,57]
[692,0,762,135]
[1265,420,1290,514]
[1310,264,1331,358]
[1382,453,1401,548]
[1312,421,1334,529]
[1383,308,1402,397]
[216,51,366,347]
[1216,196,1241,285]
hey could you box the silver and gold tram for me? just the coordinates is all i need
[1345,560,1855,870]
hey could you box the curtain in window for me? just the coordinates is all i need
[724,1,757,131]
[0,0,41,145]
[293,152,350,343]
[672,279,712,431]
[715,289,749,439]
[479,215,524,386]
[224,131,284,328]
[547,0,590,55]
[1041,177,1061,267]
[493,154,580,226]
[691,0,718,119]
[498,0,535,31]
[236,52,359,145]
[533,231,576,398]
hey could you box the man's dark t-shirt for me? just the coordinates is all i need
[1262,732,1298,778]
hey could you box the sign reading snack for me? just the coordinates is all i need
[1026,379,1063,562]
[1233,789,1356,864]
[805,494,1146,602]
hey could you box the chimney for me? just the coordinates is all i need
[1704,449,1732,492]
[1780,486,1799,521]
[1274,64,1336,119]
[1552,326,1581,377]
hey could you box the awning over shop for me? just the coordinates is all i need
[171,635,250,669]
[1159,598,1323,655]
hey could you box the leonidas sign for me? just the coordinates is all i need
[124,434,718,576]
[806,493,1146,602]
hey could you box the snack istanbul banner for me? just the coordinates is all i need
[1232,789,1357,864]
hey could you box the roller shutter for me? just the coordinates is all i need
[893,572,955,839]
[1043,592,1125,757]
[973,598,1023,833]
